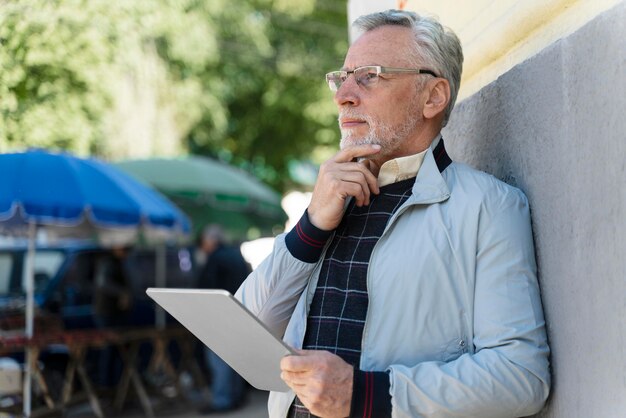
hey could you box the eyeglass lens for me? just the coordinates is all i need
[327,67,379,92]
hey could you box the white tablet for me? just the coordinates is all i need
[146,288,294,392]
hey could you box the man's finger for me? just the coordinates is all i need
[333,143,381,163]
[281,355,312,372]
[360,158,381,178]
[355,161,380,195]
[335,172,372,203]
[337,162,380,196]
[281,370,311,385]
[281,351,325,372]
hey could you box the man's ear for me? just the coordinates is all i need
[422,78,450,121]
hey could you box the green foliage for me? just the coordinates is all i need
[186,0,348,191]
[0,0,116,154]
[0,0,348,191]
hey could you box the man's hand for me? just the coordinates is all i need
[281,349,354,418]
[307,144,381,231]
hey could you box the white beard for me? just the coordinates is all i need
[339,94,421,156]
[339,112,419,156]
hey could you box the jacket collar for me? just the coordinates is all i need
[433,137,452,173]
[408,137,451,204]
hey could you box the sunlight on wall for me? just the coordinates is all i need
[348,0,622,101]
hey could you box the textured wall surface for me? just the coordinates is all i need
[405,0,623,100]
[442,3,626,417]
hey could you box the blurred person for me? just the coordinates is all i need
[196,224,251,414]
[93,246,132,387]
[93,246,132,327]
[236,9,550,418]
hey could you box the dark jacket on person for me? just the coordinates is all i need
[197,244,251,294]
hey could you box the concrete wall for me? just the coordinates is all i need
[442,3,626,417]
[404,0,623,100]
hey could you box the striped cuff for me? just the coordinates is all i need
[350,370,392,418]
[284,210,332,263]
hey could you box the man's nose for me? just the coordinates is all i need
[333,76,360,107]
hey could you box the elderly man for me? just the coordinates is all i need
[237,9,550,418]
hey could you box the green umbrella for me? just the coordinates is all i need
[115,156,287,241]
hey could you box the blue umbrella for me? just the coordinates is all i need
[0,149,190,239]
[0,149,190,416]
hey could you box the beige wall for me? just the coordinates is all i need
[441,4,626,416]
[347,1,626,417]
[348,0,622,101]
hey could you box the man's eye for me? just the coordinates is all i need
[358,72,377,85]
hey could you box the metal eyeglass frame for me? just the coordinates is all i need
[325,65,438,92]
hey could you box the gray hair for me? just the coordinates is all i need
[353,10,463,127]
[202,224,225,243]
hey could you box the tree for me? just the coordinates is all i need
[0,0,115,155]
[0,0,348,191]
[185,0,349,191]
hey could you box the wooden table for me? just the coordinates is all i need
[1,324,208,417]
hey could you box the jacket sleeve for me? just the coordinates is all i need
[235,234,320,338]
[388,189,551,417]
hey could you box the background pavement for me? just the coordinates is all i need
[64,388,269,418]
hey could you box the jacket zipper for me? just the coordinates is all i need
[360,192,449,357]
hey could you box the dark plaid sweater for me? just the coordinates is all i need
[286,177,414,418]
[284,140,451,418]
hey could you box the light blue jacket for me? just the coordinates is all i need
[236,144,550,417]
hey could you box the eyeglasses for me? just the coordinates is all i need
[325,65,438,92]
